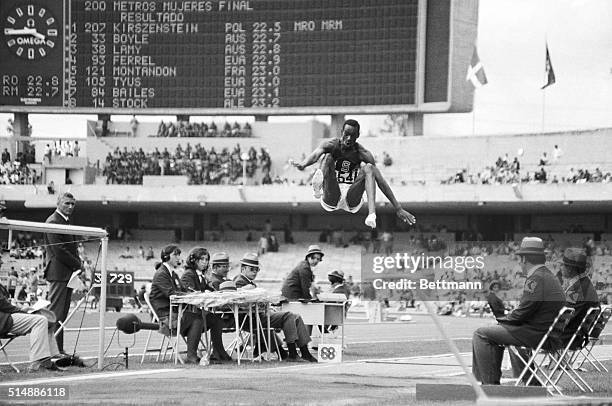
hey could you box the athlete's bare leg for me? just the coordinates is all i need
[345,165,376,228]
[346,163,416,226]
[320,154,341,207]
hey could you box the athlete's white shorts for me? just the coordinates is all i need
[320,183,364,213]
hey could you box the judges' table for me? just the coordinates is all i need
[170,288,283,365]
[281,301,346,348]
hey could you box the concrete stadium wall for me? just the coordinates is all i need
[364,128,612,182]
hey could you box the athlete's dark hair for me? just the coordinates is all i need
[343,119,360,136]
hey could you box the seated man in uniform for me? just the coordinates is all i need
[290,119,415,229]
[234,253,317,362]
[472,237,565,385]
[205,252,231,291]
[1,254,63,372]
[560,248,600,349]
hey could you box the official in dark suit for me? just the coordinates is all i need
[560,248,600,349]
[149,245,203,364]
[472,237,565,385]
[180,247,232,362]
[205,252,230,291]
[281,245,323,300]
[43,193,81,354]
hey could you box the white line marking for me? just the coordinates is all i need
[0,369,181,386]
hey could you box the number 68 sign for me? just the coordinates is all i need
[317,343,342,363]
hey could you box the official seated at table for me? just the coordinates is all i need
[180,247,232,363]
[149,245,203,364]
[206,252,231,291]
[281,245,323,300]
[560,248,600,349]
[234,253,317,362]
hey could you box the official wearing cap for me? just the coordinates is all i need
[234,253,317,362]
[281,245,324,300]
[472,237,565,385]
[560,248,599,349]
[207,252,230,291]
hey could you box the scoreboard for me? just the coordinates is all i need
[0,0,479,115]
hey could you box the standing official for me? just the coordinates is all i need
[43,193,81,355]
[281,245,323,300]
[472,237,565,385]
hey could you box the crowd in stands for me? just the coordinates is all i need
[43,140,81,163]
[443,146,612,185]
[156,121,252,138]
[103,143,271,185]
[0,144,39,185]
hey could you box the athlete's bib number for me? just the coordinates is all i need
[318,344,342,363]
[336,160,358,184]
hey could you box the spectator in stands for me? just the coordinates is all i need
[145,246,155,261]
[129,115,139,137]
[1,148,9,164]
[119,246,133,259]
[281,245,323,300]
[381,230,394,256]
[382,152,393,167]
[472,237,565,385]
[553,145,563,163]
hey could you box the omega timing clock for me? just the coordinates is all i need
[3,2,59,60]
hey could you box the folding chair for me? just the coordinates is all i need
[140,292,185,364]
[572,305,611,373]
[547,306,601,393]
[0,333,20,373]
[510,306,575,395]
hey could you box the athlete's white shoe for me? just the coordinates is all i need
[365,213,377,229]
[311,169,323,199]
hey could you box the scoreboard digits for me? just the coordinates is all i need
[0,0,477,114]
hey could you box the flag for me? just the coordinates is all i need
[466,47,488,88]
[541,43,556,89]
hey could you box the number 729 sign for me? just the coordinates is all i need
[93,271,134,297]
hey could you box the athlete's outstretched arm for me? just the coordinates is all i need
[291,141,333,171]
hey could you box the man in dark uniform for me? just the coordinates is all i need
[472,237,565,385]
[234,253,316,362]
[150,245,203,364]
[180,247,232,362]
[291,119,415,229]
[281,245,323,300]
[206,252,230,291]
[560,248,599,349]
[43,193,81,355]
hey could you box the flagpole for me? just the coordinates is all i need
[542,88,546,132]
[472,91,476,135]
